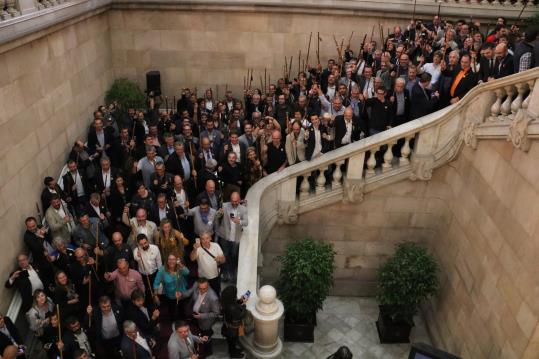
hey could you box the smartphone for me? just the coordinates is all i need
[243,290,251,300]
[195,238,200,245]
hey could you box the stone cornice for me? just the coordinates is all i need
[0,0,536,49]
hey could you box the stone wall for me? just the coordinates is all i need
[0,13,113,312]
[262,139,539,358]
[425,141,539,359]
[261,179,450,296]
[108,9,417,99]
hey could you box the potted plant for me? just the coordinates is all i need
[105,78,145,126]
[376,242,439,343]
[276,238,335,342]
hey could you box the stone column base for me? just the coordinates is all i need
[240,334,283,359]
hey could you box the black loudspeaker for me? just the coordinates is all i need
[146,70,161,96]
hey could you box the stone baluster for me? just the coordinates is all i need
[6,0,20,16]
[399,136,412,166]
[382,142,395,172]
[510,82,527,116]
[366,149,377,178]
[489,88,505,121]
[299,174,310,200]
[315,166,328,194]
[500,85,514,118]
[240,286,284,358]
[522,79,535,110]
[332,160,344,189]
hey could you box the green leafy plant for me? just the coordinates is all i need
[377,242,439,322]
[105,78,145,110]
[276,238,335,324]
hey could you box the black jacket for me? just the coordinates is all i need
[305,125,330,160]
[86,305,124,342]
[0,316,22,354]
[494,55,515,79]
[4,267,45,313]
[388,89,411,126]
[364,98,394,132]
[91,167,120,194]
[120,334,152,359]
[449,69,478,101]
[333,115,362,149]
[124,302,159,339]
[410,83,439,120]
[165,152,194,181]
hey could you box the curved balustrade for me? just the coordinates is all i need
[236,67,539,298]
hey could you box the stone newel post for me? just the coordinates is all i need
[241,285,284,358]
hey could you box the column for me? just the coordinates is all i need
[241,285,284,359]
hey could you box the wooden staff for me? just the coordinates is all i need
[317,32,321,65]
[284,56,287,79]
[243,76,246,91]
[173,95,176,114]
[88,275,92,327]
[436,1,441,19]
[259,75,264,94]
[285,112,290,133]
[165,96,168,113]
[264,69,267,95]
[36,202,42,224]
[57,304,63,359]
[305,32,312,71]
[249,69,253,90]
[357,33,367,62]
[412,0,417,22]
[369,24,375,43]
[289,56,293,80]
[517,0,528,23]
[298,50,301,76]
[176,271,180,305]
[379,24,384,50]
[216,85,220,102]
[94,223,99,273]
[347,31,354,49]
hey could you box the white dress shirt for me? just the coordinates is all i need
[313,127,322,158]
[341,120,353,145]
[133,244,162,275]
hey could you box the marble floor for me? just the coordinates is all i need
[279,296,431,359]
[208,296,431,359]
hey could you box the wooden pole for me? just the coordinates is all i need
[57,304,64,359]
[317,32,321,65]
[88,275,92,328]
[95,223,99,273]
[259,75,264,94]
[288,56,293,80]
[305,32,312,71]
[517,0,528,23]
[298,50,301,76]
[347,31,354,49]
[369,24,375,43]
[412,0,417,22]
[264,68,267,95]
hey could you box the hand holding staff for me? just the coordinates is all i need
[88,275,92,327]
[57,304,64,359]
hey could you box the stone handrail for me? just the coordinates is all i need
[236,67,539,298]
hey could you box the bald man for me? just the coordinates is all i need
[334,107,362,149]
[494,42,514,79]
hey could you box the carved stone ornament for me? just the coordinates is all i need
[276,200,299,225]
[507,109,533,152]
[461,119,478,150]
[343,178,365,203]
[409,155,435,181]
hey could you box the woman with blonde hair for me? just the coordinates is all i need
[155,219,189,261]
[153,253,189,320]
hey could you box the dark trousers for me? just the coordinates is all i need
[95,335,122,359]
[208,276,221,297]
[143,271,157,306]
[219,238,239,281]
[198,328,214,358]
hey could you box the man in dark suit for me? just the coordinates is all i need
[196,179,223,210]
[305,114,330,160]
[334,108,361,149]
[41,176,66,212]
[149,162,174,197]
[62,316,94,358]
[448,54,478,105]
[91,157,119,195]
[218,131,247,166]
[62,159,89,214]
[479,43,496,82]
[195,137,218,173]
[124,289,159,340]
[165,142,196,184]
[494,42,515,79]
[121,321,153,359]
[87,118,115,160]
[4,254,46,314]
[410,73,440,120]
[149,193,178,227]
[23,217,55,286]
[0,314,23,357]
[86,296,124,359]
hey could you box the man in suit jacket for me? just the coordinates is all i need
[388,78,411,127]
[122,208,158,249]
[45,195,73,244]
[5,254,46,314]
[121,321,153,359]
[217,192,248,282]
[167,320,208,359]
[41,176,66,212]
[0,314,23,356]
[86,296,124,359]
[479,43,496,82]
[196,179,223,210]
[195,137,218,173]
[124,289,160,340]
[87,118,115,159]
[165,142,196,183]
[183,278,220,356]
[62,316,94,358]
[410,73,440,120]
[149,193,177,228]
[305,114,330,160]
[494,42,515,79]
[334,108,361,149]
[219,131,247,167]
[285,121,307,165]
[448,54,478,105]
[91,157,119,195]
[23,217,55,286]
[62,160,89,213]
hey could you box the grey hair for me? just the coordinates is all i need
[53,237,65,248]
[123,320,137,333]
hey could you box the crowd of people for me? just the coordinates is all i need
[0,13,537,359]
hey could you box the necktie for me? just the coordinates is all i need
[184,338,193,354]
[490,59,494,71]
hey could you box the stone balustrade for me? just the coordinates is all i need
[236,67,539,308]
